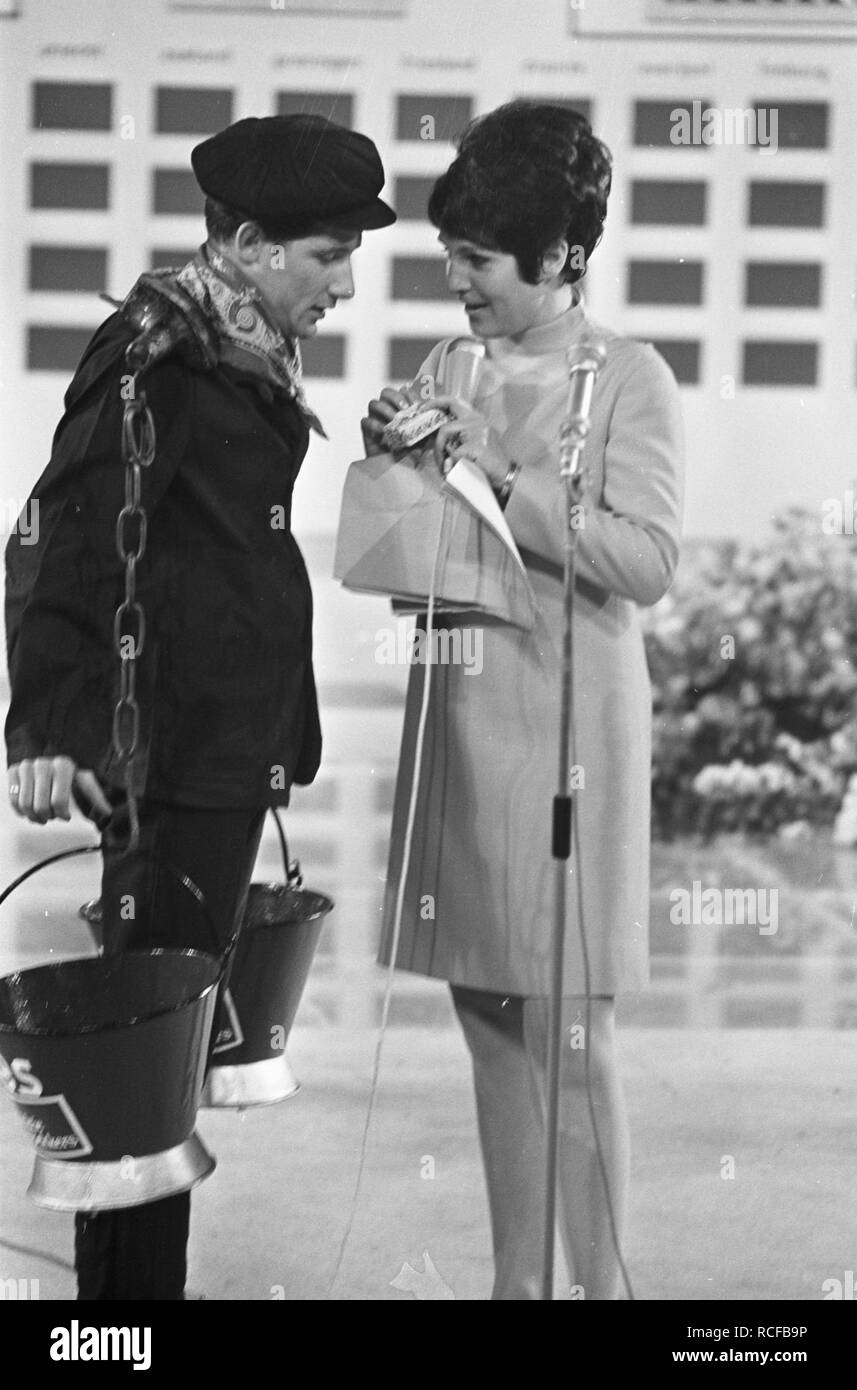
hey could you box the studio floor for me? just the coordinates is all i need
[2,1013,856,1301]
[2,698,857,1300]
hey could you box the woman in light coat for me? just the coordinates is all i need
[362,101,685,1300]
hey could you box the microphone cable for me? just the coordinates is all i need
[325,493,452,1299]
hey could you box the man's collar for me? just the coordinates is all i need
[175,246,326,435]
[200,243,298,359]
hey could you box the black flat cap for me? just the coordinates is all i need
[191,114,396,233]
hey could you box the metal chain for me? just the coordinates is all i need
[111,376,156,853]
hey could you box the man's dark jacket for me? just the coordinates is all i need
[4,312,322,808]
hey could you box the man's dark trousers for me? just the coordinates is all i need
[74,796,266,1301]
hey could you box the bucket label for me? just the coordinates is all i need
[212,988,244,1054]
[11,1092,94,1158]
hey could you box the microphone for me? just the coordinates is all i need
[561,340,607,480]
[442,337,486,404]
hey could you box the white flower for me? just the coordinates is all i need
[737,617,763,644]
[778,820,812,842]
[833,774,857,847]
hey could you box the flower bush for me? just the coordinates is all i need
[643,507,857,840]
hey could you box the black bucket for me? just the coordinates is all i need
[201,811,333,1107]
[0,845,221,1211]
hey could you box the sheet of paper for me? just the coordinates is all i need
[443,459,528,578]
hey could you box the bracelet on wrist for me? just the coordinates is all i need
[494,459,521,511]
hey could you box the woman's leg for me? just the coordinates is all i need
[523,995,630,1301]
[450,985,546,1300]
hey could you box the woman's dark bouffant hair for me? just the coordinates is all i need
[428,101,612,286]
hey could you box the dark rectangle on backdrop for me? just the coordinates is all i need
[627,260,704,305]
[27,325,95,371]
[747,181,825,228]
[393,175,437,221]
[152,169,204,215]
[752,100,828,150]
[155,86,234,134]
[633,99,713,148]
[745,262,822,308]
[646,339,701,385]
[388,336,441,380]
[396,94,473,143]
[742,340,818,387]
[32,81,112,131]
[29,245,107,293]
[150,248,198,270]
[631,179,707,226]
[301,335,345,378]
[30,162,110,210]
[391,256,448,300]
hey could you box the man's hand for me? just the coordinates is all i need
[361,386,412,456]
[7,758,113,825]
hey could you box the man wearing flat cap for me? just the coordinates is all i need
[4,114,395,1300]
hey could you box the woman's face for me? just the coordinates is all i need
[438,233,569,339]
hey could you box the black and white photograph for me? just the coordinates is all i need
[0,0,855,1350]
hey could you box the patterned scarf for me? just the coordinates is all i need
[175,246,327,437]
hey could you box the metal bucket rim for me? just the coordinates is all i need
[245,882,334,927]
[0,947,221,1040]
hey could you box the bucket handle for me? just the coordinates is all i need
[0,813,304,973]
[270,808,303,890]
[0,844,102,912]
[0,842,229,975]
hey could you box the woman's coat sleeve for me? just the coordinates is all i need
[509,345,685,607]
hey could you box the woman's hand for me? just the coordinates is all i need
[431,396,509,487]
[361,386,413,457]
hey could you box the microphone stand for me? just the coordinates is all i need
[541,347,605,1301]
